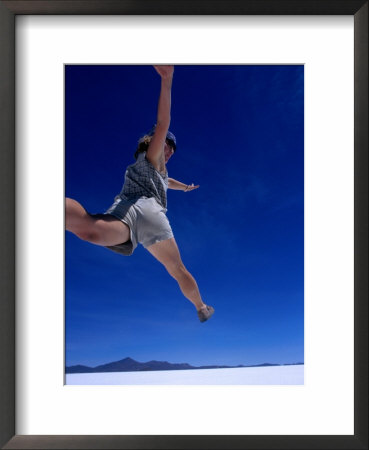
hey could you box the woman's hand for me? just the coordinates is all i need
[168,178,200,192]
[184,183,200,192]
[154,65,174,79]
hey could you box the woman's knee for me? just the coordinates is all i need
[65,198,89,231]
[66,198,85,215]
[166,261,188,280]
[67,213,101,243]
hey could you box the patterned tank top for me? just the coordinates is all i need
[116,152,168,210]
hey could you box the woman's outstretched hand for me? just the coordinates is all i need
[184,183,200,192]
[154,65,174,79]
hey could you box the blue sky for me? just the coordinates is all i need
[65,65,304,368]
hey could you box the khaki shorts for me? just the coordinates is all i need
[103,196,173,256]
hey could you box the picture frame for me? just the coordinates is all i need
[0,0,367,449]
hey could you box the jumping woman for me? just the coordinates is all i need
[65,65,214,322]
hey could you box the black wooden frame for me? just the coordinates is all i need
[0,1,367,449]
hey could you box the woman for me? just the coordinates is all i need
[65,65,214,323]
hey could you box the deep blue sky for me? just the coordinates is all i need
[65,65,304,368]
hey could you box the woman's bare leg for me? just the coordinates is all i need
[65,198,130,246]
[147,237,206,311]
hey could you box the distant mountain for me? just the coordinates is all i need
[93,357,195,373]
[66,357,304,374]
[66,364,95,374]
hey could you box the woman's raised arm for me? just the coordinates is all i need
[146,66,174,170]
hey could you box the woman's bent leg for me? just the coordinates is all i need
[146,237,206,311]
[65,198,130,246]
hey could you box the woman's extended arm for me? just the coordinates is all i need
[146,66,174,171]
[168,178,200,192]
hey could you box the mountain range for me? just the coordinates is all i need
[65,357,303,374]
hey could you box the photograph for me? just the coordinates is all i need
[1,0,367,447]
[65,64,304,385]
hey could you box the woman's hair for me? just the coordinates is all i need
[133,134,176,160]
[134,135,152,160]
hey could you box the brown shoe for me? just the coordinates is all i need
[197,305,215,323]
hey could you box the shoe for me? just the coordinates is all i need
[197,305,214,323]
